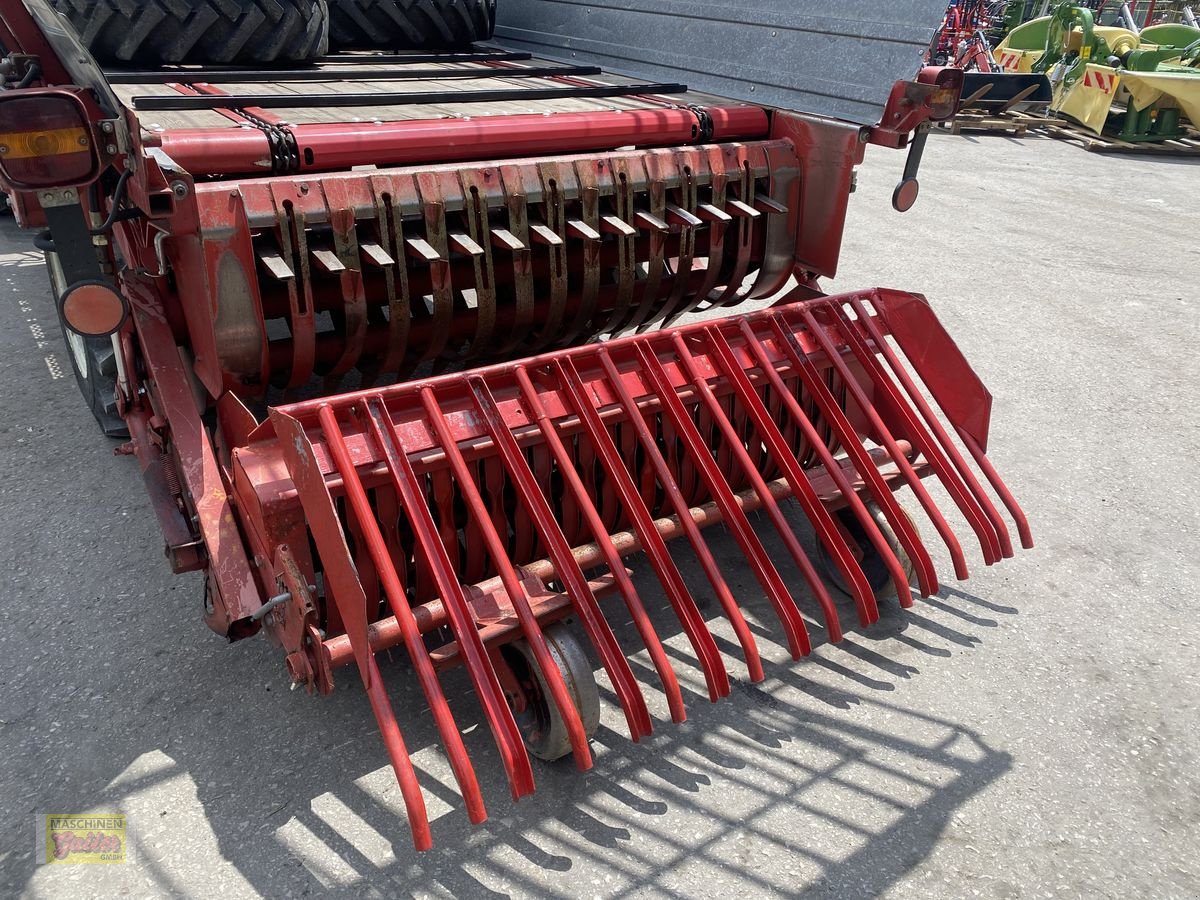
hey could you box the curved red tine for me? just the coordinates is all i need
[557,357,732,703]
[635,342,813,660]
[958,431,1034,550]
[736,319,914,611]
[847,296,1019,558]
[312,405,490,824]
[701,327,880,629]
[796,309,972,582]
[514,367,688,724]
[271,408,434,849]
[766,317,938,599]
[363,654,433,851]
[672,332,848,641]
[596,349,766,683]
[833,300,1004,565]
[468,375,654,742]
[418,387,595,770]
[361,398,536,803]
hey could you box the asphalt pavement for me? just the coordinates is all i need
[0,131,1197,899]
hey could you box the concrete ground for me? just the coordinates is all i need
[0,132,1197,899]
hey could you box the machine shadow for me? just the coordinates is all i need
[12,505,1017,898]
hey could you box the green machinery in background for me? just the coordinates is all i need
[995,2,1200,140]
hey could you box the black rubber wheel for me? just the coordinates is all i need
[817,502,916,602]
[44,252,128,438]
[501,623,600,762]
[328,0,494,50]
[51,0,330,65]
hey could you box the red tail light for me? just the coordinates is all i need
[0,90,99,190]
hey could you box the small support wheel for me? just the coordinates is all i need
[501,623,600,762]
[817,502,916,602]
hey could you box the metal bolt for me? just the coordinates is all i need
[105,144,117,155]
[170,181,188,198]
[100,121,114,134]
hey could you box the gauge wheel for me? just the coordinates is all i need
[501,623,600,762]
[817,501,916,602]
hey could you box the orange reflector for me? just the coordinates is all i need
[60,281,128,337]
[0,126,90,160]
[927,88,960,120]
[0,90,99,189]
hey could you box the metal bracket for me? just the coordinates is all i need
[892,124,930,213]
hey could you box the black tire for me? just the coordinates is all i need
[501,623,600,762]
[817,502,916,603]
[328,0,494,50]
[51,0,330,66]
[44,252,128,439]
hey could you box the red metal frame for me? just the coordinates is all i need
[0,0,1035,853]
[218,285,1032,849]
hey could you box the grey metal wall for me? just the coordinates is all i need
[495,0,950,125]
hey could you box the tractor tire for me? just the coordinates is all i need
[44,251,128,439]
[50,0,330,66]
[328,0,495,50]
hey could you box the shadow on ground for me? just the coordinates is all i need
[8,547,1016,897]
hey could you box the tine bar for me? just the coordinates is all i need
[417,388,595,768]
[847,297,1017,557]
[636,343,813,659]
[557,358,731,703]
[418,387,596,769]
[827,302,1004,565]
[514,367,687,723]
[468,377,654,741]
[735,319,914,607]
[671,332,848,640]
[359,399,536,801]
[597,349,766,682]
[767,318,936,600]
[313,404,492,820]
[270,409,434,848]
[798,309,972,582]
[701,327,882,628]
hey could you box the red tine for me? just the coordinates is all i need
[671,331,848,640]
[831,300,1004,565]
[270,409,434,849]
[308,404,489,824]
[635,342,813,660]
[798,309,973,582]
[596,349,766,683]
[468,375,654,742]
[514,366,688,724]
[418,387,595,770]
[701,326,881,628]
[847,296,1019,557]
[363,655,433,851]
[557,357,732,702]
[735,318,914,610]
[958,431,1035,550]
[360,398,536,802]
[766,317,938,599]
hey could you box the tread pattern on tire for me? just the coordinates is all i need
[51,0,330,65]
[329,0,493,49]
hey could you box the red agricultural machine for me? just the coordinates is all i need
[0,0,1032,849]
